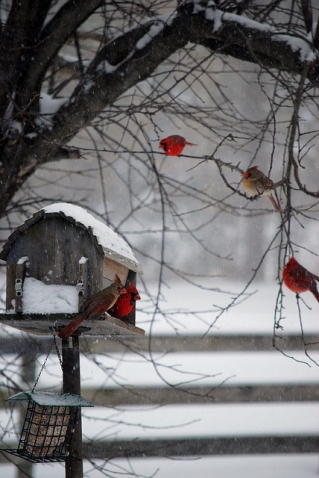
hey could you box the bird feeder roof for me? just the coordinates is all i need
[7,391,93,407]
[0,202,143,274]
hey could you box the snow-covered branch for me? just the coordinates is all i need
[43,1,317,150]
[1,0,319,219]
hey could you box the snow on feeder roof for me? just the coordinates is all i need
[0,202,142,275]
[43,203,142,274]
[7,391,93,407]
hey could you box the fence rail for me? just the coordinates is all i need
[2,436,318,465]
[81,383,319,406]
[0,334,318,465]
[1,333,319,354]
[82,436,319,458]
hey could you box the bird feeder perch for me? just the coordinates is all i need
[4,391,93,463]
[0,203,144,337]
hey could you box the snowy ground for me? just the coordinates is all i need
[1,453,318,478]
[1,280,319,477]
[136,280,319,337]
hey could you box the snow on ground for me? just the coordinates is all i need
[32,350,319,390]
[137,280,319,337]
[81,454,319,478]
[0,280,319,476]
[1,270,318,337]
[81,402,319,440]
[2,454,319,478]
[3,402,319,444]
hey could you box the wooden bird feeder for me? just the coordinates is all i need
[4,391,93,463]
[0,203,144,337]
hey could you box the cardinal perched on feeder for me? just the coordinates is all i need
[109,282,141,320]
[283,257,319,302]
[58,275,126,339]
[159,135,197,156]
[242,166,281,211]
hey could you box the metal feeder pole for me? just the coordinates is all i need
[62,334,83,478]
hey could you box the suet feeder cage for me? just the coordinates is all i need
[0,202,144,337]
[4,391,93,463]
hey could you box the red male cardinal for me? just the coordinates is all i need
[242,166,281,212]
[109,282,141,320]
[159,135,197,156]
[283,257,319,302]
[58,275,126,339]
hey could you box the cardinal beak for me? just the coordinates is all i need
[120,287,127,295]
[135,292,141,301]
[159,142,164,149]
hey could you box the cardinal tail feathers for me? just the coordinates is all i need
[58,312,87,339]
[311,287,319,303]
[267,193,281,212]
[185,142,197,146]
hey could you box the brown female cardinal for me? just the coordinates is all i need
[58,275,126,339]
[159,135,197,156]
[242,166,281,211]
[109,282,141,320]
[283,257,319,302]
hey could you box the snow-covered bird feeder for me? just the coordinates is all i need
[0,203,144,336]
[3,391,93,463]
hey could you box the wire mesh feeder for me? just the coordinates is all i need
[4,391,93,463]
